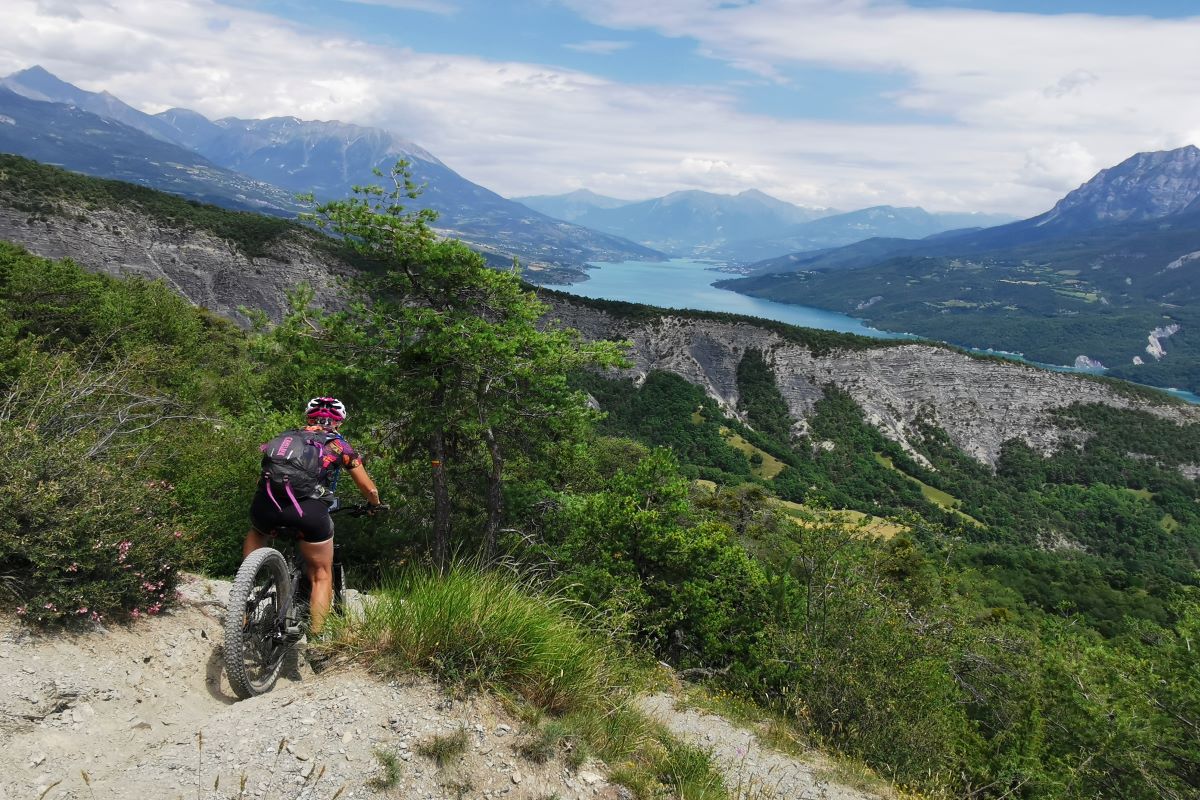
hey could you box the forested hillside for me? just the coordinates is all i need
[1,166,1197,800]
[718,146,1200,394]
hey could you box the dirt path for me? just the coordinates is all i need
[0,575,623,800]
[1,575,886,800]
[637,695,884,800]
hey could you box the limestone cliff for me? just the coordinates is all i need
[545,303,1200,466]
[0,205,349,323]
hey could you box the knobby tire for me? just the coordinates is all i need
[224,547,291,699]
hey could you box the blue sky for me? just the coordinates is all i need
[5,1,1200,214]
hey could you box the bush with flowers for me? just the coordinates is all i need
[0,349,200,625]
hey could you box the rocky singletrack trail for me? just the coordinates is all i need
[1,575,884,800]
[0,576,624,800]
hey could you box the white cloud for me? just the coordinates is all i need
[2,0,1197,215]
[1019,141,1098,193]
[564,40,632,55]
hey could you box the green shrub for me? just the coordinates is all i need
[164,412,293,576]
[536,449,772,673]
[0,351,196,624]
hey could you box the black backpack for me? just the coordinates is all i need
[260,429,335,511]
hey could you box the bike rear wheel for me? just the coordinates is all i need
[224,547,292,699]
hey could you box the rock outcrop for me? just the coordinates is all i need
[547,304,1200,466]
[1033,144,1200,230]
[0,205,349,323]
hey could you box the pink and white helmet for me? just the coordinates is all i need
[305,396,347,422]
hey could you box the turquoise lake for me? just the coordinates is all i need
[552,258,1200,405]
[558,258,908,338]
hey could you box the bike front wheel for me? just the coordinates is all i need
[224,547,292,699]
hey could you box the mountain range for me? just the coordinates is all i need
[514,188,630,221]
[0,65,1018,279]
[517,186,1014,262]
[7,65,1200,394]
[0,66,663,281]
[719,145,1200,392]
[705,204,1015,263]
[0,85,300,215]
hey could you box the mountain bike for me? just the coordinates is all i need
[222,502,386,699]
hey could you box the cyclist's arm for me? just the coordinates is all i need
[347,463,381,506]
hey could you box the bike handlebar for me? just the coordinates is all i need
[332,502,391,518]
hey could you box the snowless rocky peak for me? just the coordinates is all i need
[1047,145,1200,225]
[205,116,440,164]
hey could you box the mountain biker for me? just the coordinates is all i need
[243,396,381,636]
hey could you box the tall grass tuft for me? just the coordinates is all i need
[341,565,612,714]
[332,564,730,798]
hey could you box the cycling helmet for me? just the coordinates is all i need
[305,396,347,422]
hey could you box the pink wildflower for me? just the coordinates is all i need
[16,606,26,616]
[43,602,56,611]
[173,531,183,538]
[130,608,141,619]
[77,607,88,615]
[66,563,79,573]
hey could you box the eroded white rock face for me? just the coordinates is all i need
[548,304,1200,466]
[0,205,349,323]
[1146,324,1182,360]
[1165,250,1200,270]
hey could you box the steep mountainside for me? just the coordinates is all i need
[1,65,183,144]
[544,299,1198,466]
[0,89,300,214]
[147,110,665,280]
[1029,144,1200,231]
[0,67,664,281]
[0,156,347,322]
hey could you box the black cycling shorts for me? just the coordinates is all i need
[249,488,334,543]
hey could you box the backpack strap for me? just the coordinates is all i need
[326,432,347,494]
[284,480,305,517]
[262,469,307,517]
[263,471,283,511]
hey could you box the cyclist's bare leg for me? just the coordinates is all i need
[243,528,270,558]
[299,538,334,634]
